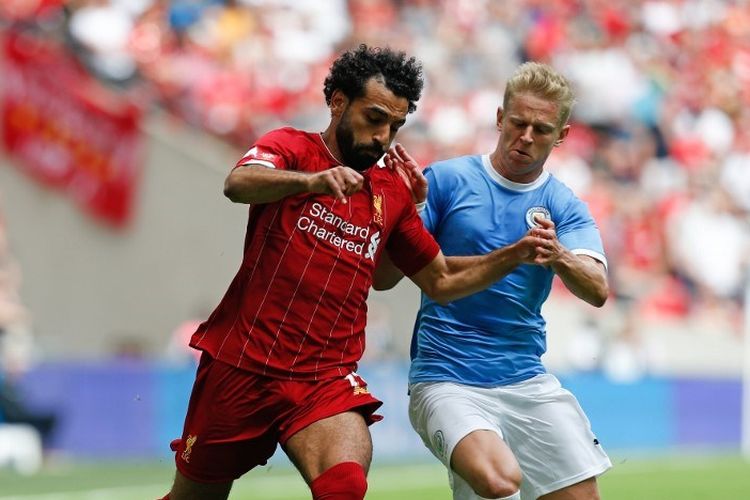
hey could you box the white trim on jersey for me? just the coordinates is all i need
[239,159,277,169]
[316,132,342,164]
[571,248,608,270]
[481,154,550,192]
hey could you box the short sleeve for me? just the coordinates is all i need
[235,129,294,171]
[556,198,607,268]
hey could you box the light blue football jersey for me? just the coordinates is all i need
[408,154,606,386]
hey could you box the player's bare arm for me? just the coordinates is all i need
[408,233,547,305]
[224,164,364,205]
[371,192,549,295]
[529,217,609,307]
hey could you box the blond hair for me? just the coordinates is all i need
[503,62,575,126]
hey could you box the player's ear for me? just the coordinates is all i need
[554,124,570,147]
[496,107,503,132]
[330,90,348,118]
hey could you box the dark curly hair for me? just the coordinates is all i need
[323,44,423,114]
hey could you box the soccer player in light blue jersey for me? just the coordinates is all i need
[376,62,611,500]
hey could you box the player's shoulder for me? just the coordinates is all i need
[257,127,315,148]
[252,127,323,163]
[428,154,483,175]
[543,173,593,219]
[425,154,484,192]
[238,127,324,170]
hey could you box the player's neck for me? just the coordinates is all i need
[489,150,543,184]
[319,128,344,165]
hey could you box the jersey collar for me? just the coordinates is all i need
[316,132,384,170]
[317,132,342,164]
[481,154,549,192]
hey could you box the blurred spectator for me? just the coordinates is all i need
[667,183,749,310]
[0,218,28,357]
[361,300,396,363]
[602,313,647,383]
[66,0,152,84]
[165,318,203,366]
[3,0,749,373]
[0,200,57,454]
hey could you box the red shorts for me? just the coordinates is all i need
[170,353,383,483]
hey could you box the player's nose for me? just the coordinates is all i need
[520,126,534,144]
[373,124,390,146]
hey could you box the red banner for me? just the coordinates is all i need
[1,30,143,227]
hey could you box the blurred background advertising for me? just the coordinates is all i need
[0,0,749,495]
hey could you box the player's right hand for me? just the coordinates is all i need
[511,233,549,265]
[385,143,428,204]
[307,166,364,203]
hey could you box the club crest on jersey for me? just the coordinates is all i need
[525,206,551,228]
[181,435,197,463]
[432,430,446,458]
[372,194,384,227]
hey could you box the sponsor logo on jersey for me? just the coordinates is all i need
[297,203,381,260]
[525,206,551,228]
[181,435,197,463]
[364,231,380,261]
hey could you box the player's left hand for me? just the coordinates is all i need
[528,216,565,266]
[384,143,428,204]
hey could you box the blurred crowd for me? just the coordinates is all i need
[0,201,32,376]
[2,0,749,369]
[1,198,56,467]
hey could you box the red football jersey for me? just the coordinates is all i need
[191,127,439,380]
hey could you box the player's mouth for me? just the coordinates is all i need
[511,149,531,159]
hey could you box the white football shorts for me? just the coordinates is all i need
[408,374,612,499]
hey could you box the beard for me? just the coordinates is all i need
[335,112,386,172]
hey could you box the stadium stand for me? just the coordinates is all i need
[6,0,743,372]
[0,0,748,465]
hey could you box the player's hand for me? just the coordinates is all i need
[385,143,428,204]
[307,166,364,203]
[511,233,548,264]
[528,216,564,266]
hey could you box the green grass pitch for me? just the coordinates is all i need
[0,454,748,499]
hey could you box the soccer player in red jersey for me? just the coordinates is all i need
[161,45,549,500]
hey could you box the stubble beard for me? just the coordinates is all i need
[336,114,385,172]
